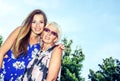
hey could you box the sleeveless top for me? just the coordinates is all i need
[22,45,61,81]
[0,43,40,81]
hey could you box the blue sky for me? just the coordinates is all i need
[0,0,120,80]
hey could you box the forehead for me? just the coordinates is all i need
[33,14,44,20]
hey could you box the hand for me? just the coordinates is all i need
[57,43,65,50]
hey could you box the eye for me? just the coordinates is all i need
[44,28,50,32]
[51,31,58,37]
[40,21,44,23]
[51,32,58,37]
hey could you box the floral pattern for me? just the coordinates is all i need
[0,43,40,81]
[22,45,60,81]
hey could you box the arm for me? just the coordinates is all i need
[0,26,21,68]
[46,46,63,81]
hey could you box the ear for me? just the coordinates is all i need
[53,37,58,43]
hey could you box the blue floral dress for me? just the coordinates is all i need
[0,43,40,81]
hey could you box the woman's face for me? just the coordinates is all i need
[42,25,58,44]
[31,14,45,35]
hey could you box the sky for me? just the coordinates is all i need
[0,0,120,80]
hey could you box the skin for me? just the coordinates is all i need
[0,14,45,68]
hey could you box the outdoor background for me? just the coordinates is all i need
[0,0,120,80]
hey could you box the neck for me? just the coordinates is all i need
[41,43,54,51]
[30,34,39,39]
[30,31,40,39]
[29,34,40,45]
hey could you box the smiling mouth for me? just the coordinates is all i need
[35,28,41,31]
[45,36,50,40]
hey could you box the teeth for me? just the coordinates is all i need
[45,36,50,40]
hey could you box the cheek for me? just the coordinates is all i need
[41,27,44,31]
[31,23,35,26]
[42,23,44,26]
[31,24,35,30]
[50,37,57,42]
[40,23,45,28]
[53,38,57,42]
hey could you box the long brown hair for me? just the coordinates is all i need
[12,9,47,58]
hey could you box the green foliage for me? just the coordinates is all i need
[0,35,3,47]
[60,38,85,81]
[88,57,120,81]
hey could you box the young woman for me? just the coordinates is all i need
[0,9,47,81]
[22,22,63,81]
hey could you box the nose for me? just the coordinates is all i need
[47,31,52,36]
[36,23,40,27]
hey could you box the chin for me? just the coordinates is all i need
[36,32,41,34]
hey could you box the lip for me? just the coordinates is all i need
[35,28,41,31]
[45,35,50,40]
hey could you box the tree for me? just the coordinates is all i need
[88,57,120,81]
[60,38,85,81]
[0,35,3,47]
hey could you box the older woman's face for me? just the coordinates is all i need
[42,25,58,44]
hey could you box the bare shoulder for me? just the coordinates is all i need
[15,26,22,31]
[52,45,63,55]
[10,26,21,33]
[54,45,63,50]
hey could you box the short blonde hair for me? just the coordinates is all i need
[45,21,62,42]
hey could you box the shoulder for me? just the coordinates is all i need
[15,26,22,31]
[11,26,22,34]
[52,45,63,54]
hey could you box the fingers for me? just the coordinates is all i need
[58,43,65,50]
